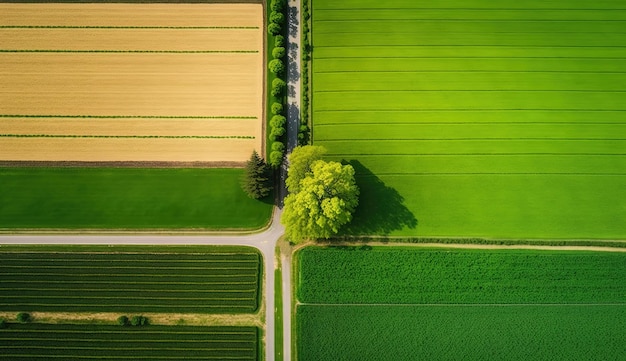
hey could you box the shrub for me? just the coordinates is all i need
[117,315,129,326]
[275,35,285,47]
[16,312,30,323]
[272,46,286,59]
[270,126,286,139]
[270,11,285,24]
[268,59,285,75]
[0,318,6,329]
[272,141,285,152]
[272,78,286,90]
[270,0,285,12]
[271,102,284,115]
[270,114,286,129]
[130,315,149,326]
[271,84,283,97]
[269,149,284,168]
[267,22,281,36]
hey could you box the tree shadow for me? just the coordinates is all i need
[288,5,299,38]
[341,160,418,235]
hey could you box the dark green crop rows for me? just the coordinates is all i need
[0,247,261,313]
[297,304,626,361]
[0,323,258,361]
[297,247,626,304]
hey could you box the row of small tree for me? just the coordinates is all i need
[117,315,149,327]
[267,0,288,168]
[299,0,312,145]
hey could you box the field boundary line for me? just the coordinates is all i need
[297,302,626,307]
[0,26,259,29]
[0,134,255,139]
[0,49,258,53]
[0,115,257,119]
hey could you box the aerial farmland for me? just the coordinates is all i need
[311,0,626,239]
[0,3,272,229]
[0,3,263,163]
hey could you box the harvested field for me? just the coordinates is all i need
[0,4,263,162]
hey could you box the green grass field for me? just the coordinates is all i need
[297,305,626,361]
[0,323,258,361]
[0,167,272,229]
[312,0,626,238]
[0,246,261,313]
[295,246,626,360]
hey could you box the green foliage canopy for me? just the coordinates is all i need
[284,145,326,193]
[241,150,272,199]
[281,149,359,242]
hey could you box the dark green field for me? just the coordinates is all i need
[312,0,626,238]
[297,247,626,304]
[297,305,626,361]
[296,246,626,360]
[0,167,272,229]
[0,246,261,313]
[0,323,258,361]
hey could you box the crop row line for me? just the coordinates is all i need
[316,70,626,74]
[314,108,626,112]
[325,153,626,156]
[318,44,626,48]
[315,89,626,93]
[0,262,259,270]
[0,288,255,293]
[0,115,257,119]
[0,338,254,343]
[315,56,626,60]
[1,296,256,300]
[0,273,256,277]
[315,19,626,23]
[315,8,626,11]
[317,138,626,141]
[318,30,626,35]
[0,303,254,308]
[2,350,256,360]
[0,134,255,139]
[1,346,254,352]
[353,172,626,176]
[1,330,255,335]
[316,121,625,125]
[0,26,259,29]
[0,258,258,263]
[299,302,626,306]
[0,50,258,53]
[2,275,257,286]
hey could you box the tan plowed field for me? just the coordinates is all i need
[0,138,256,162]
[0,3,260,27]
[0,4,263,163]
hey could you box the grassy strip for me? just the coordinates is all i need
[0,134,254,139]
[297,246,626,304]
[273,247,283,361]
[0,248,261,313]
[0,115,256,119]
[297,304,626,361]
[0,168,273,229]
[0,323,258,360]
[333,237,626,248]
[0,49,258,53]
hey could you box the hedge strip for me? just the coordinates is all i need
[0,114,256,119]
[0,134,255,139]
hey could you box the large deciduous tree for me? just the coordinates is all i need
[281,146,359,242]
[284,145,326,193]
[241,150,272,199]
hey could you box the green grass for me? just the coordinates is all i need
[295,246,626,360]
[311,0,626,238]
[0,167,272,229]
[297,247,626,304]
[297,305,626,361]
[0,246,261,313]
[0,323,258,361]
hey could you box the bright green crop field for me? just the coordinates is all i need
[0,167,273,229]
[295,246,626,361]
[0,246,261,314]
[312,0,626,238]
[0,323,258,361]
